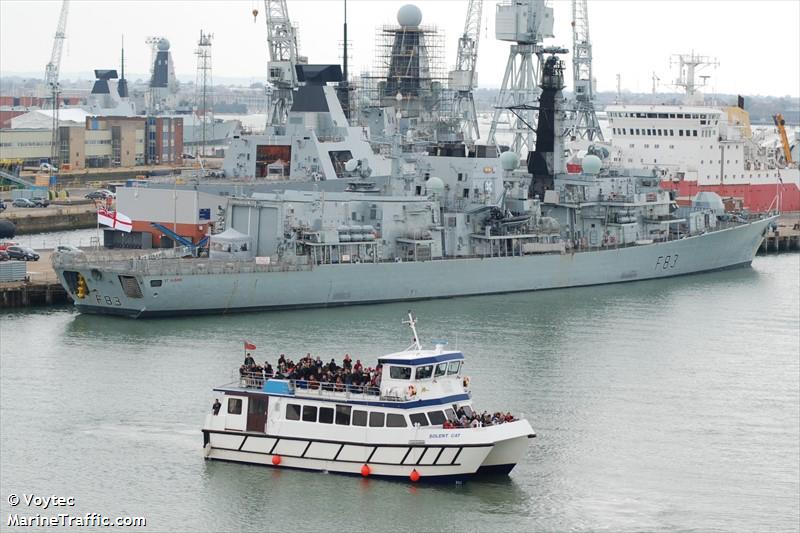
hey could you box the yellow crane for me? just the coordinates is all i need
[773,113,794,164]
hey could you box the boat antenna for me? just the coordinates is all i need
[403,311,422,351]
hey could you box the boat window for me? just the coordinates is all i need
[434,362,447,377]
[389,366,411,380]
[444,408,457,421]
[319,407,334,424]
[447,361,462,375]
[227,398,243,415]
[302,405,317,422]
[369,412,385,427]
[249,398,266,414]
[415,365,433,380]
[285,403,301,420]
[335,405,351,425]
[352,410,367,427]
[463,405,475,417]
[409,413,429,426]
[386,413,407,428]
[427,411,447,425]
[150,280,162,287]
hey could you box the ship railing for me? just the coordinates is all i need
[230,372,406,401]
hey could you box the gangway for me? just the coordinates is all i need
[0,169,37,188]
[150,223,209,250]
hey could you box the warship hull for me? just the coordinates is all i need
[56,217,772,318]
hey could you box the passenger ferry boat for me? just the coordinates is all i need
[202,314,535,482]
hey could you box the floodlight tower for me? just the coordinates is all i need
[488,0,554,156]
[450,0,483,143]
[264,0,302,128]
[569,0,602,141]
[194,31,214,157]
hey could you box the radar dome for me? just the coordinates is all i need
[426,176,445,196]
[499,151,519,171]
[157,38,170,51]
[582,154,602,175]
[397,4,422,27]
[344,159,359,172]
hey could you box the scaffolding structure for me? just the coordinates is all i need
[360,23,451,141]
[194,30,214,157]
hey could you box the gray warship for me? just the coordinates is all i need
[52,53,774,318]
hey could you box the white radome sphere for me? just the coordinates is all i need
[426,176,445,196]
[397,4,422,27]
[157,38,171,51]
[499,150,520,171]
[582,154,602,174]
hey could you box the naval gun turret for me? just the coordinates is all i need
[527,48,568,201]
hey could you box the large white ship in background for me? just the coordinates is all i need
[597,54,799,213]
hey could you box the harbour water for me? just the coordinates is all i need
[1,255,798,532]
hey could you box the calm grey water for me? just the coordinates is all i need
[1,255,798,532]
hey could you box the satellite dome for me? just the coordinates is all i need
[426,176,445,196]
[499,151,519,171]
[157,38,170,51]
[397,4,422,27]
[582,154,602,175]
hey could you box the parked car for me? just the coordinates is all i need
[0,201,6,211]
[0,241,19,251]
[0,250,9,261]
[31,196,50,207]
[55,244,83,254]
[11,198,36,208]
[6,245,39,261]
[85,189,115,200]
[39,162,56,172]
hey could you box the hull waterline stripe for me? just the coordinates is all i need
[208,446,467,467]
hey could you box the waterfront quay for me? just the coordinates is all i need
[0,250,71,307]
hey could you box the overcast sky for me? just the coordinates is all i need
[1,0,798,97]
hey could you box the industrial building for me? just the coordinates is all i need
[0,113,183,168]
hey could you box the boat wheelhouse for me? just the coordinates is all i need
[202,315,535,482]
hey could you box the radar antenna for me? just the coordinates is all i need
[403,311,422,351]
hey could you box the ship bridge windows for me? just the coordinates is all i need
[415,365,433,380]
[336,405,351,425]
[447,361,462,375]
[435,362,448,378]
[389,366,412,380]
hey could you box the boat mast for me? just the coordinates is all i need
[403,312,422,351]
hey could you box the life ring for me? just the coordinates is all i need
[462,376,470,389]
[408,385,417,397]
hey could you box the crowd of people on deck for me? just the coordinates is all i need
[445,406,516,428]
[239,352,382,394]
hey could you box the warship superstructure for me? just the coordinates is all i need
[52,52,774,318]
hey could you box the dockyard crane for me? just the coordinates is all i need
[263,0,302,128]
[44,0,69,172]
[569,0,602,141]
[450,0,483,143]
[773,114,794,165]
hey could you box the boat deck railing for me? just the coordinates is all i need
[223,372,407,402]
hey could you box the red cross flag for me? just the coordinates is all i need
[97,206,133,233]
